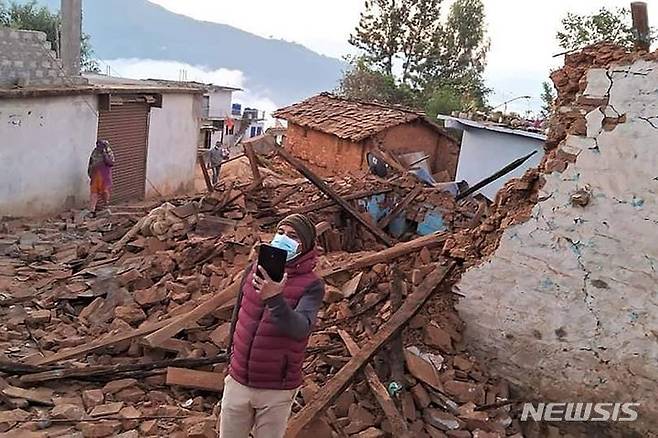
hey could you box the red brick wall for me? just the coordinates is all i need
[370,121,460,179]
[285,123,364,176]
[284,121,459,179]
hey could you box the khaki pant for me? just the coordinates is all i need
[218,375,299,438]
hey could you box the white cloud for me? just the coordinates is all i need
[100,58,279,124]
[133,1,658,116]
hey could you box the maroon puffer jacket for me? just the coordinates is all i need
[228,250,320,389]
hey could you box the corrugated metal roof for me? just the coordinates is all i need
[438,115,547,141]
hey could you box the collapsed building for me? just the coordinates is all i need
[451,43,658,437]
[0,43,654,438]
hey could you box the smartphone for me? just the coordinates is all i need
[256,244,287,282]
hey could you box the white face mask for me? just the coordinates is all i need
[270,233,300,261]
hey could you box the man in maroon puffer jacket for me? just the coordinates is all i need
[219,214,325,438]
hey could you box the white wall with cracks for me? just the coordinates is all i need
[456,58,658,434]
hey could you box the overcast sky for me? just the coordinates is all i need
[147,0,657,114]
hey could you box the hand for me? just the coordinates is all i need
[252,266,287,301]
[248,243,261,262]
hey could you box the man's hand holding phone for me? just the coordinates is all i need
[253,265,287,301]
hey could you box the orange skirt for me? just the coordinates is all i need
[90,170,110,195]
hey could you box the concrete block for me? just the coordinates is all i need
[583,68,611,98]
[586,109,605,138]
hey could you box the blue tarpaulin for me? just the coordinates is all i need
[359,194,448,238]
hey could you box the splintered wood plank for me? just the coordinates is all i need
[277,148,394,247]
[285,263,455,437]
[377,185,423,229]
[319,232,448,278]
[30,317,179,366]
[338,330,409,437]
[165,367,224,392]
[142,278,240,348]
[243,143,262,186]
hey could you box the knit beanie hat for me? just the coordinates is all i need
[278,214,316,253]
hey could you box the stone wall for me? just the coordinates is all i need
[0,27,85,87]
[454,46,658,436]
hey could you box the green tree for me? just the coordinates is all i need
[337,56,418,106]
[0,0,100,72]
[343,0,490,114]
[557,7,655,51]
[540,81,556,119]
[420,0,490,108]
[349,0,404,76]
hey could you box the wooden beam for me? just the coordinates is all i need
[277,148,394,247]
[21,355,227,384]
[377,185,422,229]
[338,330,409,437]
[388,267,406,383]
[369,148,408,174]
[166,367,225,392]
[243,143,262,186]
[198,154,214,193]
[30,316,182,366]
[260,188,393,225]
[2,386,53,406]
[285,263,455,438]
[318,231,448,278]
[142,278,241,348]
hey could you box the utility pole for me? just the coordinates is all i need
[631,2,650,52]
[61,0,82,75]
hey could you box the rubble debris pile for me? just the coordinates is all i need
[0,148,519,438]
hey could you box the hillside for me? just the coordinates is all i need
[33,0,346,105]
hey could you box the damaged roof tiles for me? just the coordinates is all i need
[274,92,447,142]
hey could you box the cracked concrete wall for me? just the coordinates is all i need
[456,58,658,434]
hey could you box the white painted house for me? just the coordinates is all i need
[439,116,546,200]
[0,72,205,217]
[201,84,241,148]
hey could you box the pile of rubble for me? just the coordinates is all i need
[10,107,618,438]
[0,147,521,438]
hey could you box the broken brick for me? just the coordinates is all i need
[26,309,51,325]
[90,402,124,417]
[114,387,145,403]
[209,323,230,348]
[424,409,463,431]
[77,420,122,438]
[345,404,376,434]
[134,285,168,307]
[405,348,441,390]
[354,427,386,438]
[102,379,137,395]
[444,381,486,405]
[453,356,473,372]
[50,403,85,421]
[114,304,146,325]
[334,389,356,418]
[424,323,454,353]
[411,384,432,408]
[82,389,105,410]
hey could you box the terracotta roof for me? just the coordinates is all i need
[273,93,448,142]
